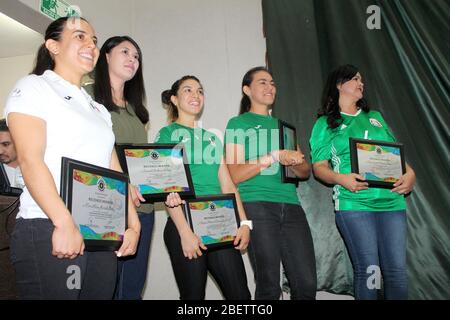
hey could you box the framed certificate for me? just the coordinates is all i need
[279,120,300,184]
[350,138,406,188]
[60,157,128,251]
[183,194,240,249]
[116,144,195,202]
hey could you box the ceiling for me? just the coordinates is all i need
[0,11,43,59]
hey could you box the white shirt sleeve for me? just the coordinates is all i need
[4,75,48,122]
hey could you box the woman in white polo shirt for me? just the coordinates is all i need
[5,17,140,300]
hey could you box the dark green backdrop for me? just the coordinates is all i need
[262,0,449,299]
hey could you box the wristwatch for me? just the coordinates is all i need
[240,220,253,230]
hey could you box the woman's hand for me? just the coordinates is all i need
[180,229,207,260]
[336,173,369,192]
[165,192,185,208]
[52,217,85,259]
[130,184,145,208]
[272,150,305,166]
[116,227,140,257]
[234,225,250,250]
[391,170,416,195]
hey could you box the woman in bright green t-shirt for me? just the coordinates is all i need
[155,75,251,300]
[224,67,317,300]
[310,64,416,299]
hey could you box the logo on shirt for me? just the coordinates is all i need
[64,96,72,100]
[369,118,383,128]
[208,136,216,146]
[11,89,21,97]
[340,124,348,130]
[254,125,262,129]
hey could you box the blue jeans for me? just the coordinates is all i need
[335,210,407,300]
[243,202,317,300]
[115,211,154,300]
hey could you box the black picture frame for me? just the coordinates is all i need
[116,143,196,202]
[279,120,300,184]
[350,138,406,189]
[183,193,240,250]
[60,157,128,251]
[0,164,22,197]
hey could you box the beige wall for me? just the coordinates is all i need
[0,54,35,116]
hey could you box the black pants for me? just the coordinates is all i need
[10,218,117,300]
[164,218,251,300]
[243,201,317,300]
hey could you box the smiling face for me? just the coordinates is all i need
[170,79,204,118]
[243,70,276,108]
[337,72,364,101]
[106,40,140,82]
[46,18,99,79]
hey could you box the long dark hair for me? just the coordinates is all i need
[161,75,201,123]
[32,17,88,75]
[94,36,148,124]
[318,64,369,129]
[239,66,271,115]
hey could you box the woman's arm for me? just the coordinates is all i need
[218,161,250,250]
[225,143,275,185]
[110,149,140,257]
[8,113,84,259]
[312,160,369,192]
[165,193,207,259]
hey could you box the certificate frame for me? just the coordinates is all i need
[183,194,240,250]
[60,157,128,251]
[350,138,406,189]
[279,120,300,184]
[116,143,195,202]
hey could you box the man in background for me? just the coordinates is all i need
[0,118,20,299]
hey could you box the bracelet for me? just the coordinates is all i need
[240,220,253,230]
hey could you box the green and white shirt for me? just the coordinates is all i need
[155,122,222,196]
[225,112,300,205]
[310,109,406,211]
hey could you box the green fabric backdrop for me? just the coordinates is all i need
[262,0,449,299]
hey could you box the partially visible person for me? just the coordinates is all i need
[5,16,140,300]
[0,119,24,189]
[224,67,317,300]
[89,35,153,300]
[310,64,416,300]
[156,75,251,300]
[0,118,20,300]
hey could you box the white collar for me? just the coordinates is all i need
[340,109,362,117]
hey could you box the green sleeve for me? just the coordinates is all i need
[309,116,333,163]
[224,117,244,145]
[154,127,172,143]
[375,111,397,141]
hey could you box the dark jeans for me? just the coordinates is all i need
[115,211,154,300]
[10,218,117,300]
[335,210,408,300]
[164,218,251,300]
[243,201,317,300]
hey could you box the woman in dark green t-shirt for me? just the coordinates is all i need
[224,67,317,300]
[156,75,251,300]
[93,36,153,300]
[310,64,416,299]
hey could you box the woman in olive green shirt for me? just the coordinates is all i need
[92,36,153,300]
[156,75,251,300]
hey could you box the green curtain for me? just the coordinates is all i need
[262,0,449,299]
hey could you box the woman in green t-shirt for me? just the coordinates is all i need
[224,67,317,300]
[310,64,416,299]
[155,75,251,300]
[93,36,153,300]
